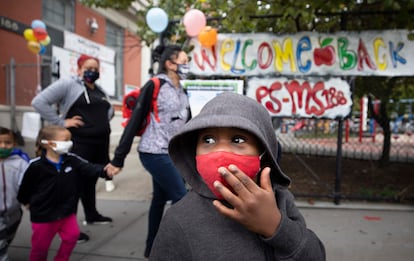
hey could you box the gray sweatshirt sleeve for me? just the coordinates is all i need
[31,78,73,126]
[149,214,192,261]
[263,188,326,260]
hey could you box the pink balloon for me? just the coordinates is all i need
[183,9,206,37]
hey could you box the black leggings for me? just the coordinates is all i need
[71,140,110,220]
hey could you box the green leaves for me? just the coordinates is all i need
[79,0,132,9]
[80,0,413,45]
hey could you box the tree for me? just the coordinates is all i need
[81,0,414,164]
[81,0,414,45]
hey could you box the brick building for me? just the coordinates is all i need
[0,0,150,139]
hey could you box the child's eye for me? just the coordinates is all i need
[232,135,246,144]
[202,135,216,144]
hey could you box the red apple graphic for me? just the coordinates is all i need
[314,38,336,66]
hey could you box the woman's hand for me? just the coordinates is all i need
[212,165,281,238]
[104,163,122,176]
[64,115,84,128]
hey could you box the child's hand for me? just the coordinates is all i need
[25,204,30,210]
[104,163,122,177]
[212,165,281,238]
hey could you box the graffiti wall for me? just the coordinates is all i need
[246,77,352,119]
[189,30,413,77]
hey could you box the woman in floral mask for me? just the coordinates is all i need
[149,92,326,261]
[31,54,115,244]
[105,44,191,258]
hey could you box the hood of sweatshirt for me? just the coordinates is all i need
[168,92,291,199]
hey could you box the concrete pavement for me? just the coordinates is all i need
[7,129,414,260]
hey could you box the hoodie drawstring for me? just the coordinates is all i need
[83,87,90,104]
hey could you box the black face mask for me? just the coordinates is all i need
[83,70,100,83]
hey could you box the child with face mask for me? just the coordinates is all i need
[17,125,115,261]
[149,92,326,261]
[0,127,30,260]
[31,54,115,244]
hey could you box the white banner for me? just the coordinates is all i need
[21,112,41,140]
[63,31,115,64]
[181,80,244,116]
[52,46,115,96]
[189,30,414,77]
[246,77,352,119]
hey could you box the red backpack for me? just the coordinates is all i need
[121,77,164,136]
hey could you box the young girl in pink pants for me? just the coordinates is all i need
[17,125,114,261]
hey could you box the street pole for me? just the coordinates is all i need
[334,118,343,205]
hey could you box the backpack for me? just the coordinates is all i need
[121,77,164,136]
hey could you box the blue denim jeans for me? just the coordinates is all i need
[139,152,187,257]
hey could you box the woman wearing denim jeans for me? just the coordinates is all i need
[105,45,191,258]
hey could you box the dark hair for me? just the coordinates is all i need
[153,45,183,74]
[0,126,16,143]
[35,125,68,157]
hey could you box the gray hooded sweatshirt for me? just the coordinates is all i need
[150,92,325,260]
[31,76,114,126]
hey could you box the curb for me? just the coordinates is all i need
[296,200,414,211]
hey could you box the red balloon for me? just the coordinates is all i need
[33,27,48,41]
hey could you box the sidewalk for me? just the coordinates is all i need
[8,134,414,260]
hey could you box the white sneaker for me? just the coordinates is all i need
[105,180,116,192]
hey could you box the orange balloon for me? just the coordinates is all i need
[198,26,217,47]
[27,41,41,54]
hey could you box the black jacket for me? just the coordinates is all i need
[17,152,108,223]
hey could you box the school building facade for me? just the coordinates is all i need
[0,0,151,138]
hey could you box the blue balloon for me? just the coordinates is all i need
[31,19,46,29]
[146,7,168,33]
[39,45,46,55]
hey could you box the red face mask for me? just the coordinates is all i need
[196,151,261,199]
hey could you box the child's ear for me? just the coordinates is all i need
[13,130,25,146]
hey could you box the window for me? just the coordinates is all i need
[41,0,72,83]
[106,21,124,99]
[42,0,74,31]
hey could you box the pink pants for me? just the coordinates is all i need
[30,214,80,261]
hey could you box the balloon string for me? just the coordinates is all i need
[36,54,41,94]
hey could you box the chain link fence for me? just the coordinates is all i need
[273,116,413,204]
[274,117,413,163]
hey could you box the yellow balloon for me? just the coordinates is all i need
[23,29,37,42]
[27,41,41,54]
[40,35,51,46]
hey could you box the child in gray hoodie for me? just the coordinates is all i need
[149,92,325,260]
[0,127,30,260]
